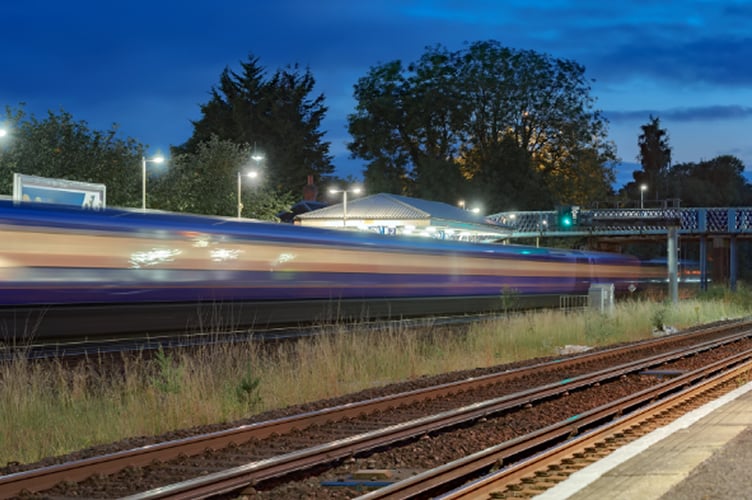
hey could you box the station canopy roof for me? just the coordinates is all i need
[294,193,511,241]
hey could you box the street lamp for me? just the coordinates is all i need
[251,146,263,164]
[640,184,648,209]
[237,170,259,218]
[237,147,264,218]
[142,155,165,210]
[329,186,362,227]
[459,200,481,213]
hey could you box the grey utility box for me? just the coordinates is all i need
[589,283,615,314]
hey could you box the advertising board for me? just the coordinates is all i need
[13,173,106,209]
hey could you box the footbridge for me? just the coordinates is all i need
[488,206,752,296]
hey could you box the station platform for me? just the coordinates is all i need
[535,381,752,499]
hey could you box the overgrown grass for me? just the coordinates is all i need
[2,285,751,467]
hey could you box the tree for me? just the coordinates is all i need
[0,105,146,207]
[636,115,671,201]
[152,135,296,219]
[180,55,335,194]
[455,42,615,210]
[347,60,416,195]
[665,155,752,207]
[464,135,551,210]
[348,40,616,211]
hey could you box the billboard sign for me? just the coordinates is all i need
[13,173,106,209]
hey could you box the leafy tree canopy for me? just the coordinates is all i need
[666,155,752,207]
[152,135,296,220]
[347,40,616,212]
[0,105,296,219]
[0,105,147,207]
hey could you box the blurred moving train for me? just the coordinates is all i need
[0,201,660,341]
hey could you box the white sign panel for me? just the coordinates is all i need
[13,174,106,209]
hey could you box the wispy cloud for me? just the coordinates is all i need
[592,35,752,87]
[605,105,752,123]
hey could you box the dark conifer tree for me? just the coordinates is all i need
[180,55,334,193]
[636,115,672,201]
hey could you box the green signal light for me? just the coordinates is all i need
[556,205,574,229]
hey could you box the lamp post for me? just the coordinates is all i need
[0,128,7,163]
[329,186,362,227]
[141,155,165,210]
[251,143,263,165]
[536,219,548,248]
[237,146,264,218]
[237,170,259,218]
[640,184,647,209]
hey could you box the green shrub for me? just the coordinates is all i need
[151,348,183,395]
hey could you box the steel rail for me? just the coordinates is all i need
[1,321,750,498]
[358,350,752,499]
[119,333,752,498]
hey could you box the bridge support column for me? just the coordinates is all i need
[730,236,738,291]
[712,237,730,285]
[667,226,679,304]
[699,236,708,291]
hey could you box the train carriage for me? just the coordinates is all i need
[0,201,648,341]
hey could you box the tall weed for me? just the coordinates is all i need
[2,291,751,467]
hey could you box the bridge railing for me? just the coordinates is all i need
[487,207,752,238]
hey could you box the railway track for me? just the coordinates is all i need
[0,312,513,362]
[2,319,752,499]
[362,348,752,499]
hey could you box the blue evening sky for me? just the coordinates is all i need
[3,1,751,190]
